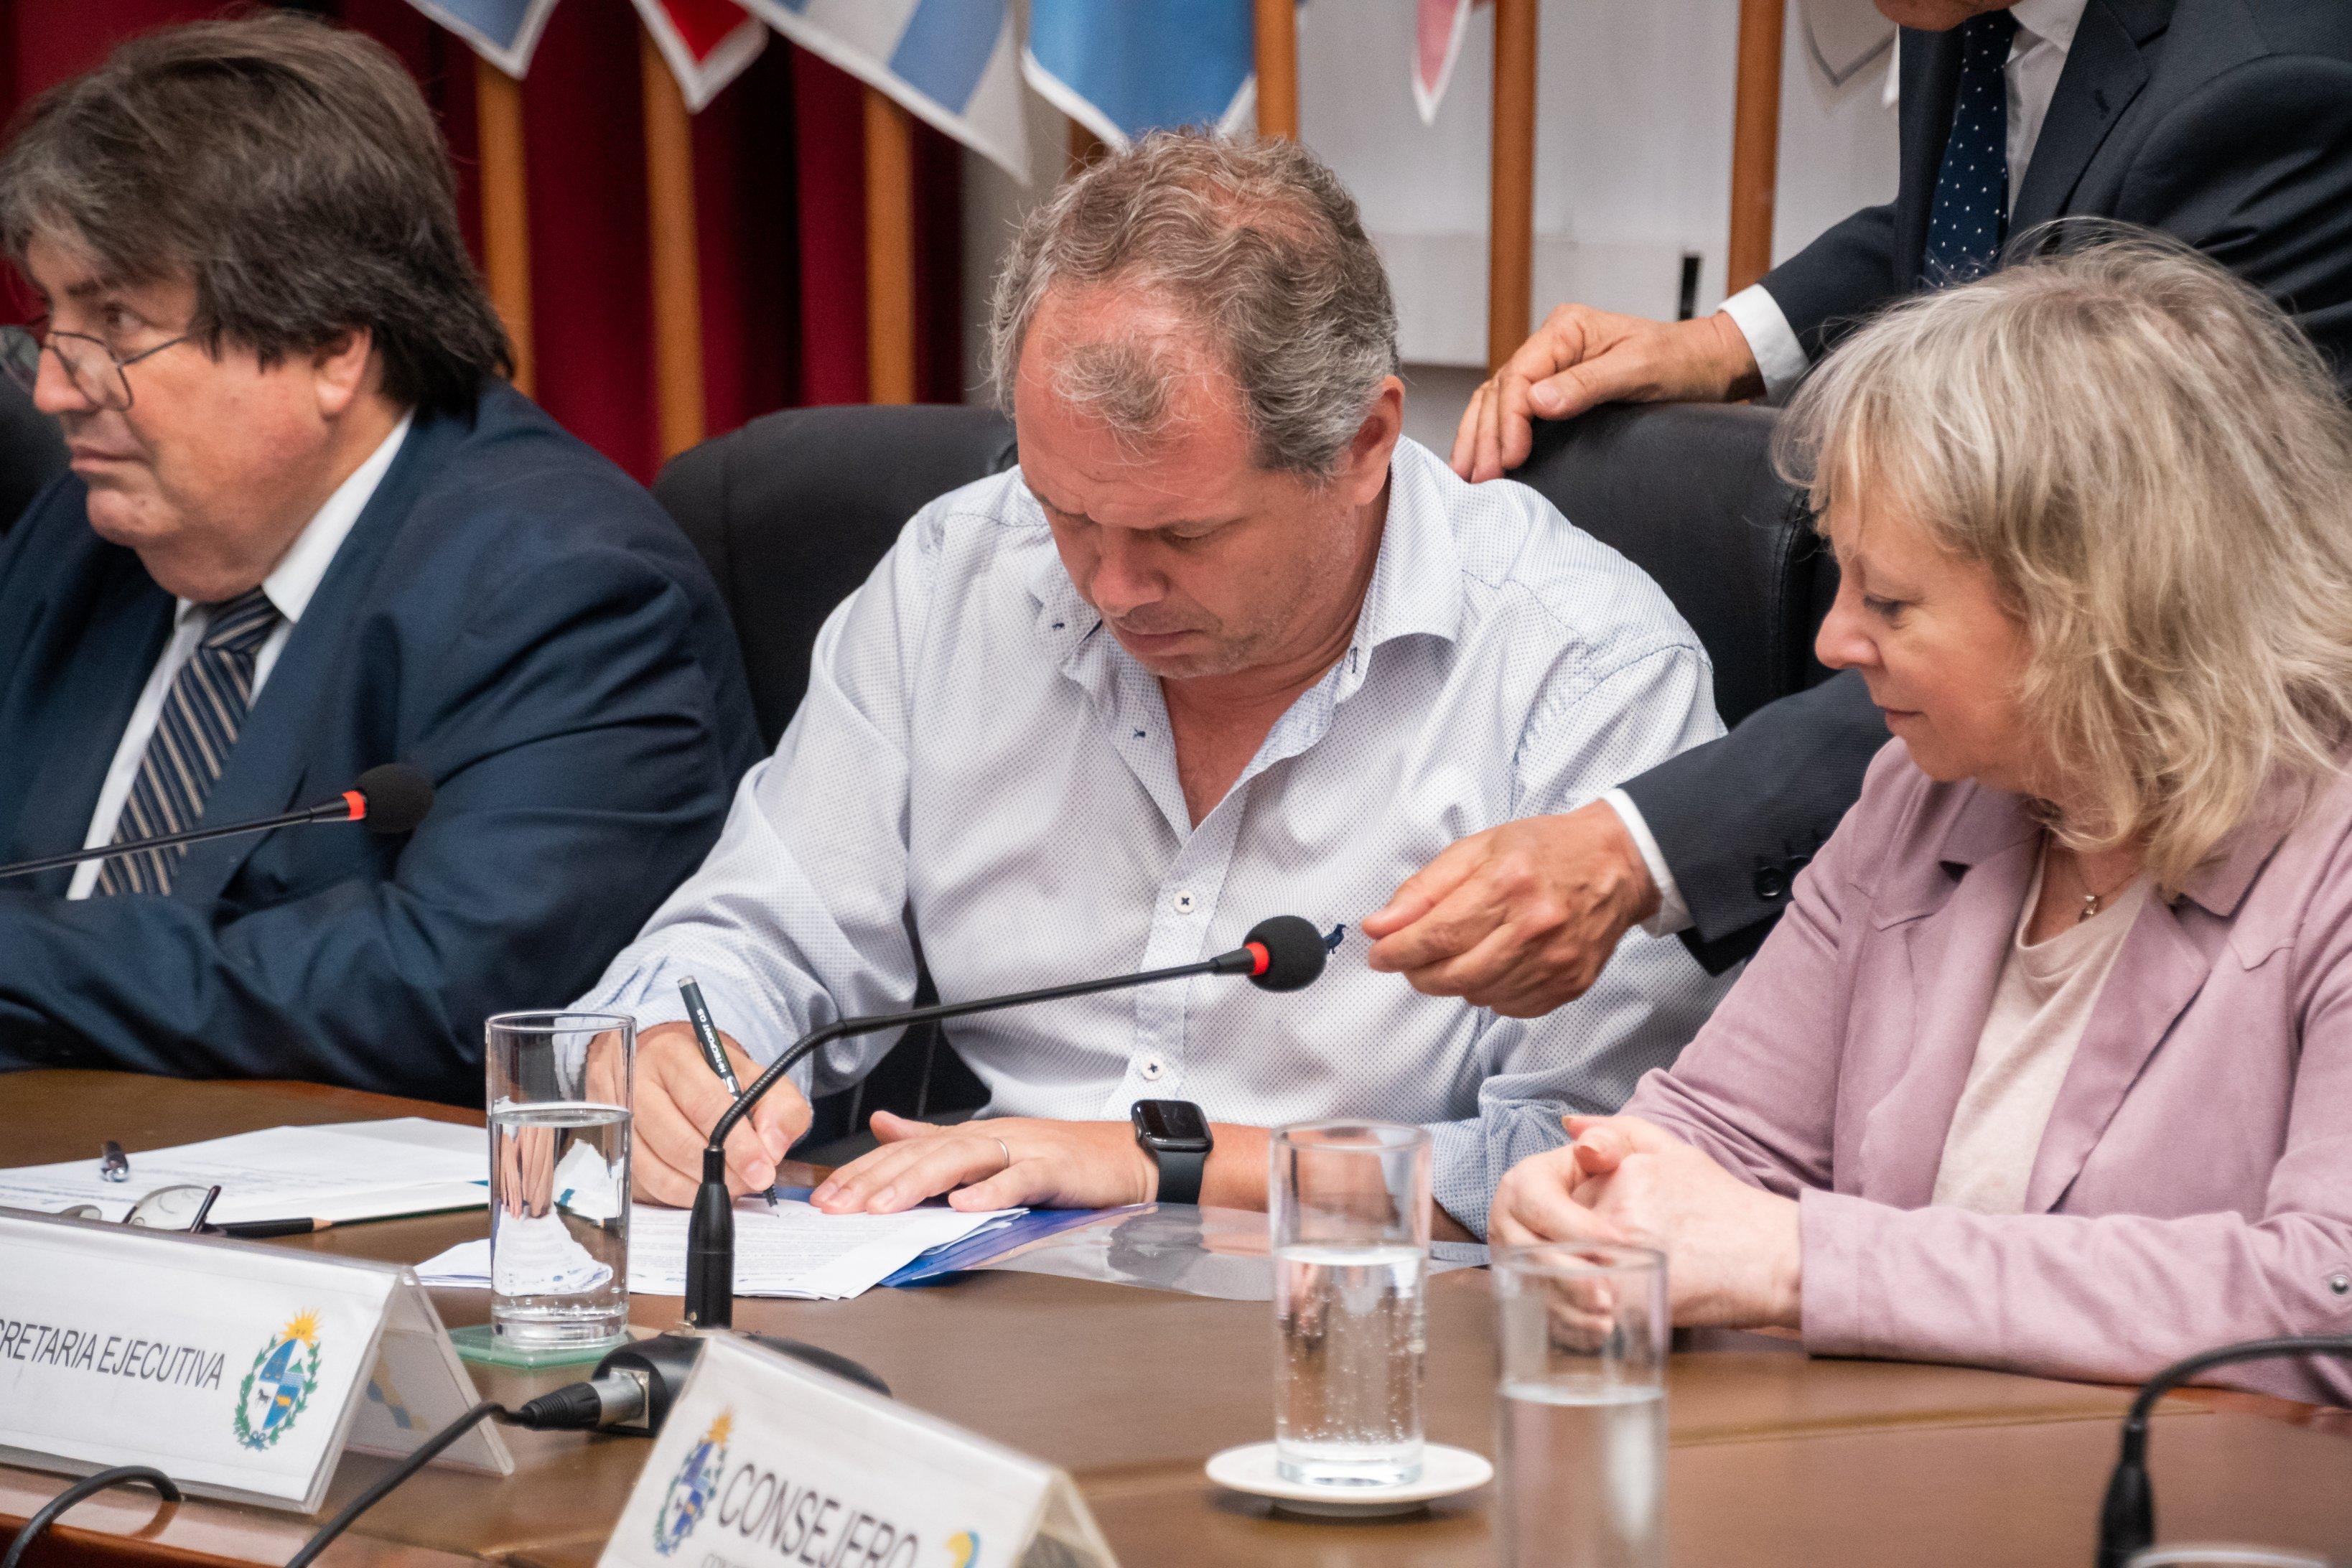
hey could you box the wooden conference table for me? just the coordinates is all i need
[3,1072,2348,1568]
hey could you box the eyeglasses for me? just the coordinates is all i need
[57,1182,223,1233]
[0,319,193,412]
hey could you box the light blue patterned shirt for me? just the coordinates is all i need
[577,438,1734,1235]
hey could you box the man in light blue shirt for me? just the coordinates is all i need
[578,132,1732,1238]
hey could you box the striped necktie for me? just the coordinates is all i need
[1919,9,2020,286]
[96,587,282,895]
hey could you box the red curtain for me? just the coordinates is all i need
[0,0,965,483]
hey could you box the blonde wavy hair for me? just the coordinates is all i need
[1776,228,2352,891]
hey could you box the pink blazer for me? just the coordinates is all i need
[1624,741,2352,1404]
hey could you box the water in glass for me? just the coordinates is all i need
[1498,1379,1667,1568]
[1272,1241,1427,1487]
[487,1099,630,1347]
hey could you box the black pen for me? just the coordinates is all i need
[678,976,778,1208]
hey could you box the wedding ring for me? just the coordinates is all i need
[990,1136,1012,1172]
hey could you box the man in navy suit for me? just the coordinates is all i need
[1368,0,2352,1010]
[0,16,761,1101]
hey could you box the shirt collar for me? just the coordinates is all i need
[175,410,413,625]
[1022,437,1467,681]
[1343,439,1465,670]
[2007,0,2086,52]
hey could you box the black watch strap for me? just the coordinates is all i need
[1151,1146,1208,1206]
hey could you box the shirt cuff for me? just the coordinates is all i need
[571,963,814,1091]
[1602,789,1692,938]
[1427,1118,1503,1241]
[1718,286,1811,401]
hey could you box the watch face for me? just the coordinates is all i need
[1133,1098,1210,1147]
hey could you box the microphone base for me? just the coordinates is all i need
[683,1176,737,1330]
[594,1330,889,1435]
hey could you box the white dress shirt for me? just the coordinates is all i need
[67,414,411,899]
[576,437,1737,1236]
[1630,0,2086,935]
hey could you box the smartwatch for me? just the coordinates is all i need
[1130,1098,1213,1206]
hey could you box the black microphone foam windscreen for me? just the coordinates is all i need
[1245,915,1327,992]
[355,764,434,835]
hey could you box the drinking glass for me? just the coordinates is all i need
[1494,1241,1669,1568]
[485,1012,635,1350]
[1268,1120,1432,1488]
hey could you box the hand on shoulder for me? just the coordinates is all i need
[1450,307,1763,482]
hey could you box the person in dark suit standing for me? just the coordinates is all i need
[0,16,762,1101]
[1363,0,2352,1014]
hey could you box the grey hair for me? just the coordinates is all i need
[1777,225,2352,892]
[986,131,1399,481]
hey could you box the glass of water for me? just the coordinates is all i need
[1494,1241,1669,1568]
[1269,1120,1432,1489]
[485,1012,635,1350]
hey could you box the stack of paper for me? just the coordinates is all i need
[0,1119,486,1226]
[416,1196,1015,1302]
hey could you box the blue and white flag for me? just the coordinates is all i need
[1023,0,1262,149]
[403,0,563,78]
[741,0,1031,182]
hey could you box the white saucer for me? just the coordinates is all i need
[1204,1442,1493,1517]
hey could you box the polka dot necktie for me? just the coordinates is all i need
[95,587,281,895]
[1919,9,2020,287]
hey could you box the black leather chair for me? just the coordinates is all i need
[0,370,67,538]
[657,403,1019,746]
[653,399,1825,1147]
[1511,402,1830,725]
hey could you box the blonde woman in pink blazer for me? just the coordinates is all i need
[1490,233,2352,1404]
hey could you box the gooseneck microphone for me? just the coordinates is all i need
[0,762,434,882]
[2094,1334,2352,1567]
[687,913,1333,1330]
[487,917,1333,1442]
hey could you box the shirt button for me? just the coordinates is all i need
[2329,1271,2351,1297]
[1172,890,1197,914]
[1140,1058,1165,1082]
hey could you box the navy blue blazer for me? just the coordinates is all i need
[0,384,762,1101]
[1763,0,2352,378]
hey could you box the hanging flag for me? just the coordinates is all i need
[403,0,564,78]
[739,0,1030,182]
[1023,0,1263,150]
[632,0,767,111]
[1413,0,1487,125]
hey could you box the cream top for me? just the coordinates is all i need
[1931,851,2152,1215]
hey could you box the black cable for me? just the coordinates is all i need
[2096,1335,2352,1568]
[1,1467,181,1568]
[284,1401,508,1568]
[278,1376,663,1568]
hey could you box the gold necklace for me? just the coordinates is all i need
[2051,843,2137,923]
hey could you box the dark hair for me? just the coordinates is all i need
[0,11,510,414]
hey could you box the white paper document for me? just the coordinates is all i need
[0,1119,487,1227]
[416,1197,1013,1302]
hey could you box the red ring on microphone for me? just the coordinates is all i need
[1246,941,1270,977]
[342,789,367,821]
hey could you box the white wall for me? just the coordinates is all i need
[959,0,1901,451]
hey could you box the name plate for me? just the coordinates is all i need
[602,1333,1116,1568]
[0,1210,510,1513]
